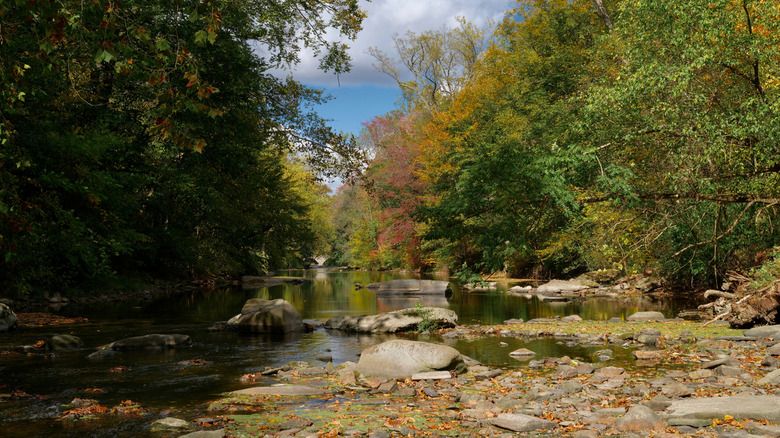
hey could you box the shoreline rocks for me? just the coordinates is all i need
[227,298,304,333]
[324,307,457,333]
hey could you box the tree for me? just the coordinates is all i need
[0,0,366,295]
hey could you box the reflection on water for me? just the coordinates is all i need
[0,268,698,437]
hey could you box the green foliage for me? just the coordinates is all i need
[0,0,366,296]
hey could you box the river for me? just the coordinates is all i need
[0,268,689,437]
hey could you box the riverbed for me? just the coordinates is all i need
[0,269,692,437]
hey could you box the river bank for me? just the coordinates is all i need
[141,320,780,437]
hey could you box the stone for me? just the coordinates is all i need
[355,340,467,379]
[228,299,303,333]
[701,357,736,369]
[555,365,579,379]
[745,325,780,339]
[689,369,715,379]
[758,369,780,385]
[645,395,672,411]
[377,381,397,394]
[562,315,583,323]
[366,279,452,295]
[46,334,84,350]
[661,382,692,398]
[411,371,452,380]
[627,311,666,322]
[92,334,192,356]
[324,307,458,334]
[633,350,662,360]
[490,413,558,432]
[768,343,780,356]
[667,418,712,428]
[536,280,589,294]
[151,417,190,430]
[715,365,743,377]
[230,385,329,396]
[509,348,536,357]
[616,405,666,432]
[666,395,780,423]
[0,303,18,332]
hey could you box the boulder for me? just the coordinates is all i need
[230,385,329,396]
[0,303,18,332]
[627,311,666,322]
[536,279,589,294]
[46,334,84,351]
[667,396,780,423]
[324,307,457,333]
[228,298,303,333]
[366,279,451,295]
[744,325,780,339]
[355,340,467,379]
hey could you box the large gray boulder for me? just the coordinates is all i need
[367,279,451,295]
[356,340,467,379]
[0,303,18,332]
[227,298,303,333]
[666,396,780,423]
[324,307,457,333]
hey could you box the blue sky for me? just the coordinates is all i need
[272,0,515,188]
[277,0,515,136]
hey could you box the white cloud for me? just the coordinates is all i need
[274,0,516,87]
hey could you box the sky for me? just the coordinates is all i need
[275,0,516,137]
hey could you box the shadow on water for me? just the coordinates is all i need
[0,268,699,437]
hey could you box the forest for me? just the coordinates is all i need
[330,0,780,292]
[2,0,780,298]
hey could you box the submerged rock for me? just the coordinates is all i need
[324,307,457,333]
[46,334,84,351]
[88,334,191,358]
[227,298,303,333]
[356,340,467,379]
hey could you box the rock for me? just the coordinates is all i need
[46,334,84,351]
[745,325,780,339]
[355,340,467,379]
[324,307,457,333]
[0,303,18,332]
[667,395,780,423]
[701,357,736,369]
[616,405,666,432]
[509,285,532,293]
[662,382,692,398]
[151,417,190,430]
[561,315,583,323]
[758,369,780,385]
[462,282,497,292]
[367,279,452,295]
[633,350,662,360]
[509,348,536,357]
[230,385,329,396]
[768,343,780,356]
[627,311,666,322]
[92,334,192,356]
[555,365,579,379]
[490,413,557,432]
[536,280,589,294]
[411,371,452,380]
[227,298,303,333]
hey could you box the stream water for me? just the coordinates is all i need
[0,269,694,437]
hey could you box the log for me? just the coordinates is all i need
[704,290,737,300]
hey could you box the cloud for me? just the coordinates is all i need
[273,0,515,88]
